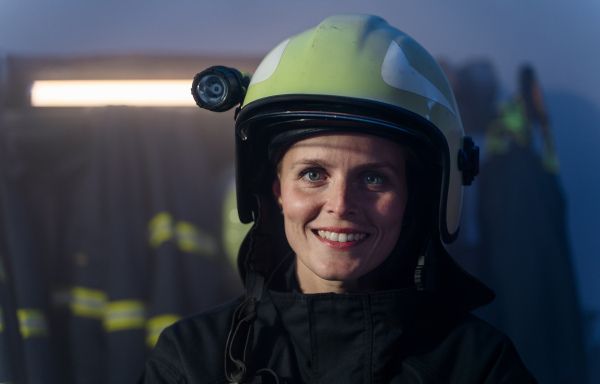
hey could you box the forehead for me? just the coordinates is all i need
[280,132,405,163]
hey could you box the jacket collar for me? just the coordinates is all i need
[265,256,420,383]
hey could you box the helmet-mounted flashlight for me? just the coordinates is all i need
[191,66,251,112]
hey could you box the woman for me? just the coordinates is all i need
[141,14,536,383]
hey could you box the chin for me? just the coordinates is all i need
[316,263,367,283]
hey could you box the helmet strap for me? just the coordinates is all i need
[225,193,274,383]
[414,235,438,293]
[224,271,265,383]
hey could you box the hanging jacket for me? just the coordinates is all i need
[0,111,59,384]
[140,254,536,383]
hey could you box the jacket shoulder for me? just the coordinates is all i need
[139,295,245,384]
[406,312,537,383]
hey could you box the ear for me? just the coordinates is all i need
[272,179,283,211]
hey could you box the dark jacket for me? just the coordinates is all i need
[140,255,536,383]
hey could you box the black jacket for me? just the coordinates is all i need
[140,256,536,383]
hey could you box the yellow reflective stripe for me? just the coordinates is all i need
[104,300,146,332]
[149,212,217,257]
[175,221,217,257]
[17,308,48,338]
[0,306,4,333]
[149,212,174,248]
[70,286,107,319]
[145,314,181,348]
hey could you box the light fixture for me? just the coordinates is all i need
[30,80,194,107]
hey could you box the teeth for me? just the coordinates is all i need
[317,230,366,242]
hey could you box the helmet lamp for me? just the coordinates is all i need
[191,66,251,112]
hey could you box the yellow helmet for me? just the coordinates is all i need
[234,14,478,244]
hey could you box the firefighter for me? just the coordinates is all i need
[140,14,536,383]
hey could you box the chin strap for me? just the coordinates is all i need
[414,236,438,293]
[225,193,269,383]
[224,272,264,383]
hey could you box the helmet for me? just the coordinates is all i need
[234,14,478,245]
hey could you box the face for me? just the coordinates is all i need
[273,133,408,293]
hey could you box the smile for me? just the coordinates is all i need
[316,230,367,243]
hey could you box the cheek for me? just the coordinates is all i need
[280,187,320,226]
[376,193,408,230]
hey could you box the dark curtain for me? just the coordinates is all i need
[0,107,241,383]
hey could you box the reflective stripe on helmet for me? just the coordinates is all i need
[381,40,455,115]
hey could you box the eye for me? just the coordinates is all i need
[363,173,384,185]
[300,169,324,182]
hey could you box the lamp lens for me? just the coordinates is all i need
[198,74,227,105]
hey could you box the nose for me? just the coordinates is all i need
[325,180,356,217]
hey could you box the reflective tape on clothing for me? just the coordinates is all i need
[149,212,217,257]
[175,221,217,257]
[70,286,108,319]
[146,313,181,348]
[149,212,174,248]
[103,300,146,332]
[0,306,4,333]
[17,308,49,338]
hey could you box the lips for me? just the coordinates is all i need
[316,230,367,243]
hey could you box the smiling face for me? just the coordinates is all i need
[272,133,408,293]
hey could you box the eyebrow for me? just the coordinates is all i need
[290,159,332,169]
[290,159,400,174]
